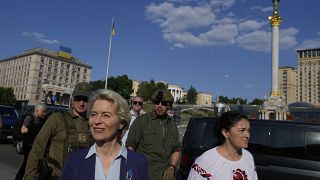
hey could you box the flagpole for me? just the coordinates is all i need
[105,17,114,90]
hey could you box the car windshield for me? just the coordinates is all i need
[0,107,17,118]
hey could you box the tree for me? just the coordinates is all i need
[249,98,264,106]
[90,75,133,99]
[108,75,133,99]
[90,80,104,90]
[187,86,197,104]
[217,96,229,104]
[137,79,168,102]
[0,87,16,105]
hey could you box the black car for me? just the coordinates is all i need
[179,117,320,180]
[0,105,19,142]
[178,117,218,180]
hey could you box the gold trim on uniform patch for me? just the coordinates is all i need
[78,133,87,143]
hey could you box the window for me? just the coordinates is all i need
[270,126,305,159]
[202,121,217,149]
[248,124,268,154]
[306,131,320,160]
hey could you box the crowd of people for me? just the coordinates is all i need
[16,82,257,180]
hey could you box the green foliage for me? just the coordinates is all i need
[136,79,168,102]
[108,75,133,99]
[0,87,16,105]
[249,98,264,105]
[90,75,133,99]
[187,86,197,104]
[90,80,105,90]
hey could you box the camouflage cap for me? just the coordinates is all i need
[151,90,174,103]
[72,82,92,98]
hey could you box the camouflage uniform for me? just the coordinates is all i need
[24,110,92,179]
[126,110,181,180]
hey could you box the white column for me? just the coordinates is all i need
[272,26,279,94]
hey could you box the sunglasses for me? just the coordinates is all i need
[153,100,169,106]
[133,101,143,106]
[73,96,88,102]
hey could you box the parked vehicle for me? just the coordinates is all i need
[178,117,218,180]
[179,117,320,180]
[13,105,68,154]
[0,105,19,142]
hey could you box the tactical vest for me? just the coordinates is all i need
[47,111,93,171]
[60,111,93,161]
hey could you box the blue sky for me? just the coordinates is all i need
[1,0,320,101]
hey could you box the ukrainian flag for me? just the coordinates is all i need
[58,46,72,59]
[112,22,115,36]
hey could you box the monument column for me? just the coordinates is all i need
[259,0,287,120]
[268,0,282,97]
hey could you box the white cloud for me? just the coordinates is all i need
[279,28,299,49]
[244,84,253,88]
[209,0,235,8]
[317,32,320,36]
[21,32,60,44]
[163,32,204,47]
[238,20,266,31]
[236,30,270,52]
[145,1,301,52]
[223,74,230,78]
[261,6,273,12]
[251,5,273,12]
[200,23,238,46]
[146,2,215,33]
[298,38,320,50]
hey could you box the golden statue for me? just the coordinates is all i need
[269,0,282,27]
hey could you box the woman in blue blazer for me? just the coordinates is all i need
[61,89,148,180]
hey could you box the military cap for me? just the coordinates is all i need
[72,82,92,98]
[151,89,174,103]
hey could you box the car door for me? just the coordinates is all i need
[269,124,320,180]
[248,121,270,180]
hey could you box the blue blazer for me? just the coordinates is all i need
[61,147,149,180]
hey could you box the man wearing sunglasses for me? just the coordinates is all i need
[126,90,181,180]
[121,96,144,144]
[25,82,93,180]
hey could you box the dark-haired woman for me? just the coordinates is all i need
[188,111,258,180]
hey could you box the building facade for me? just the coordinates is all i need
[297,48,320,105]
[279,66,297,105]
[196,92,212,106]
[168,84,183,102]
[130,80,212,105]
[0,47,91,106]
[277,48,320,106]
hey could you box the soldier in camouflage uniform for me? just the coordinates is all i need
[126,90,181,180]
[24,82,93,180]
